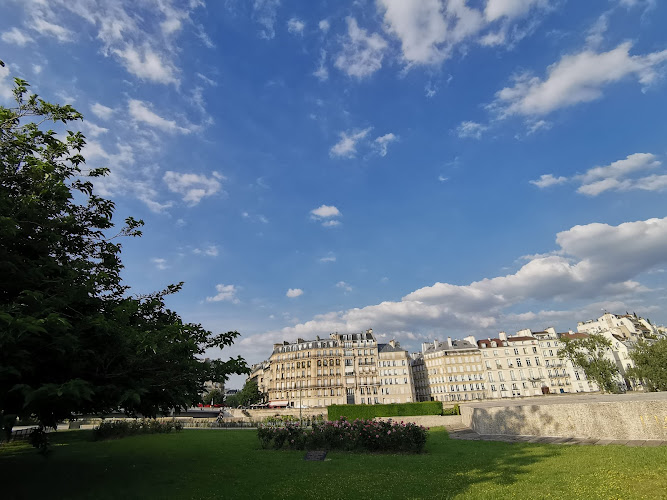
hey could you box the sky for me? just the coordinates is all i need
[2,0,667,388]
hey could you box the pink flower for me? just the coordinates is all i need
[376,434,379,438]
[387,431,391,435]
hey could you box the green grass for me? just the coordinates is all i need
[2,429,665,499]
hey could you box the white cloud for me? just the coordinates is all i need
[313,50,329,81]
[207,284,240,304]
[163,171,224,205]
[0,64,13,101]
[336,281,353,293]
[492,43,667,117]
[12,1,208,85]
[114,45,179,85]
[82,139,173,213]
[193,245,219,257]
[287,17,305,36]
[532,153,667,197]
[151,257,168,270]
[311,205,342,228]
[242,216,667,349]
[335,18,387,79]
[319,253,336,263]
[83,122,109,138]
[484,0,550,22]
[374,133,398,157]
[456,121,487,139]
[330,128,372,158]
[253,0,280,40]
[530,174,568,188]
[438,175,448,182]
[32,64,42,74]
[378,0,483,66]
[319,19,330,33]
[286,288,304,298]
[580,153,660,183]
[310,205,341,218]
[2,27,34,46]
[90,102,115,120]
[128,100,191,134]
[30,17,72,42]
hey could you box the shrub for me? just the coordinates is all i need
[442,404,460,416]
[93,419,183,440]
[257,417,428,453]
[327,401,442,420]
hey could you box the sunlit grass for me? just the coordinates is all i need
[2,428,665,499]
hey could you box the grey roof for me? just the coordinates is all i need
[378,343,406,353]
[424,339,478,354]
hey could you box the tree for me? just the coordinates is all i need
[0,69,248,444]
[237,379,264,406]
[202,389,225,405]
[559,334,620,393]
[224,393,240,408]
[628,339,667,391]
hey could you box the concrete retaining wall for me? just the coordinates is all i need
[374,415,464,429]
[460,393,667,440]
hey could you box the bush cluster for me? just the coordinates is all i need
[442,404,460,416]
[257,417,427,453]
[262,415,325,426]
[327,401,442,420]
[93,419,184,440]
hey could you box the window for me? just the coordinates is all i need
[513,348,519,355]
[516,358,522,367]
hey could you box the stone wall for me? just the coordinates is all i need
[460,393,667,440]
[374,415,464,429]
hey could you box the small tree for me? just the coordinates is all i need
[203,389,225,405]
[559,334,620,393]
[238,380,264,406]
[628,339,667,391]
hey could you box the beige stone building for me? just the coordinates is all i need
[377,340,416,404]
[418,337,486,403]
[265,329,380,408]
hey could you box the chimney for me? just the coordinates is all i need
[389,339,396,348]
[446,337,453,348]
[464,335,476,345]
[433,339,439,350]
[498,331,507,341]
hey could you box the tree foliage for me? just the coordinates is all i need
[202,389,225,406]
[0,71,248,441]
[628,339,667,391]
[559,334,620,393]
[237,379,264,406]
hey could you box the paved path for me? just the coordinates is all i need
[448,428,666,446]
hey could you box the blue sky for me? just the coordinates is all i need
[2,0,667,387]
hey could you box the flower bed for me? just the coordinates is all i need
[93,419,183,440]
[257,417,427,453]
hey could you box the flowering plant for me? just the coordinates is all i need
[257,417,427,453]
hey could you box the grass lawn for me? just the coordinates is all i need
[2,428,665,499]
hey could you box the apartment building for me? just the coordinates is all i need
[377,340,416,404]
[578,312,657,339]
[418,337,486,403]
[478,332,545,398]
[264,329,381,408]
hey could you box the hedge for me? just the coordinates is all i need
[327,401,442,420]
[258,417,428,453]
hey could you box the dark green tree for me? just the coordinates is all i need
[237,379,264,406]
[628,339,667,391]
[559,334,620,393]
[202,389,225,405]
[0,68,248,443]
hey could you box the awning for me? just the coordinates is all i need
[268,400,289,407]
